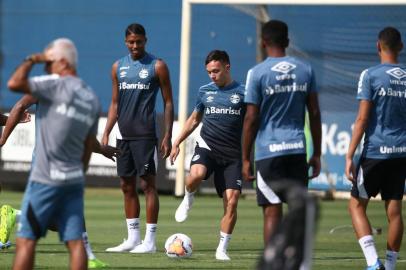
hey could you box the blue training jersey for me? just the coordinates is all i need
[244,56,317,161]
[194,81,245,161]
[357,63,406,159]
[116,53,160,140]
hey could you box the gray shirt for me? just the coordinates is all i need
[28,74,100,186]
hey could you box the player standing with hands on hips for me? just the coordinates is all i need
[346,26,406,270]
[103,23,174,253]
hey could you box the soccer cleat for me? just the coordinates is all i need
[0,241,11,250]
[215,249,231,261]
[105,239,140,252]
[0,205,16,244]
[88,258,109,269]
[366,259,385,270]
[129,241,156,253]
[175,195,193,223]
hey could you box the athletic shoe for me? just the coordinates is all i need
[215,249,231,261]
[0,205,16,244]
[0,241,11,250]
[366,259,385,270]
[175,195,194,223]
[105,239,140,252]
[88,258,109,269]
[129,241,156,253]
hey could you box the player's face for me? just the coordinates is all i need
[125,33,147,60]
[206,60,230,87]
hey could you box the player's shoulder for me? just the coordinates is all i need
[231,81,245,94]
[30,74,60,83]
[199,82,217,92]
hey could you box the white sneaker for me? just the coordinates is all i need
[105,239,140,252]
[175,196,193,223]
[216,249,230,261]
[129,241,156,253]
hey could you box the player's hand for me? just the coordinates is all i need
[99,145,121,162]
[26,53,51,64]
[169,144,180,165]
[345,156,356,182]
[160,135,172,159]
[308,154,321,179]
[19,110,31,123]
[101,134,109,146]
[242,159,255,182]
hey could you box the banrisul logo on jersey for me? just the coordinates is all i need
[205,107,241,115]
[119,82,151,90]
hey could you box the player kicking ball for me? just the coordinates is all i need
[170,50,245,260]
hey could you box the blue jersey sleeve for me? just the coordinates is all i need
[244,69,262,105]
[357,69,372,100]
[194,89,205,113]
[29,74,60,102]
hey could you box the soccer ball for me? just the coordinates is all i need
[165,233,193,258]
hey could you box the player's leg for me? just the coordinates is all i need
[106,139,141,252]
[349,158,384,269]
[175,147,212,223]
[66,239,87,270]
[82,227,109,268]
[384,200,403,270]
[12,238,37,270]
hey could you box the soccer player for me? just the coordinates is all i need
[170,50,245,261]
[0,95,116,268]
[102,23,174,253]
[345,27,406,270]
[7,38,101,270]
[242,20,321,245]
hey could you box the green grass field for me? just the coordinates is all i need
[1,188,405,269]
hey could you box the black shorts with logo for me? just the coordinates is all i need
[351,157,406,200]
[255,154,308,206]
[190,146,242,197]
[116,139,157,177]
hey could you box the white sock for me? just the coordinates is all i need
[358,235,378,266]
[82,232,96,260]
[144,223,157,245]
[126,218,140,244]
[385,250,398,270]
[217,231,231,252]
[185,189,195,206]
[15,210,21,223]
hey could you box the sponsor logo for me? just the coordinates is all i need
[386,67,406,80]
[265,83,307,96]
[144,164,150,171]
[119,70,127,78]
[378,87,406,98]
[271,61,296,74]
[139,68,149,79]
[192,154,200,161]
[55,103,95,126]
[269,141,304,152]
[378,87,386,96]
[380,145,406,154]
[230,94,240,104]
[206,91,217,95]
[206,96,214,102]
[119,66,130,70]
[205,107,241,115]
[119,82,151,90]
[276,73,297,81]
[236,179,242,186]
[50,168,83,181]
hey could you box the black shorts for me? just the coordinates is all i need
[116,139,157,177]
[351,157,406,200]
[190,146,242,197]
[255,154,308,206]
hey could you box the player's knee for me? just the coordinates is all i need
[120,181,136,195]
[140,181,156,194]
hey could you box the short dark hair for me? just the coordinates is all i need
[261,20,289,48]
[205,50,230,66]
[125,23,146,37]
[378,26,402,52]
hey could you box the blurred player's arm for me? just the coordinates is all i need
[0,95,36,146]
[169,111,203,165]
[101,62,119,146]
[7,53,49,94]
[156,59,174,159]
[306,92,322,179]
[345,100,372,181]
[242,104,259,182]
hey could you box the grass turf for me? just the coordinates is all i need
[0,188,405,269]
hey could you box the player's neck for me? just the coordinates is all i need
[380,51,398,64]
[266,47,286,58]
[217,77,233,89]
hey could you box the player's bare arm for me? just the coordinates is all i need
[306,92,322,179]
[169,111,203,165]
[88,134,121,161]
[0,95,37,146]
[102,61,119,146]
[345,100,372,181]
[242,104,259,182]
[156,59,174,159]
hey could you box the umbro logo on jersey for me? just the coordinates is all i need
[119,70,127,78]
[271,61,296,74]
[192,154,200,161]
[386,67,406,80]
[139,68,149,79]
[230,94,240,104]
[206,96,214,102]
